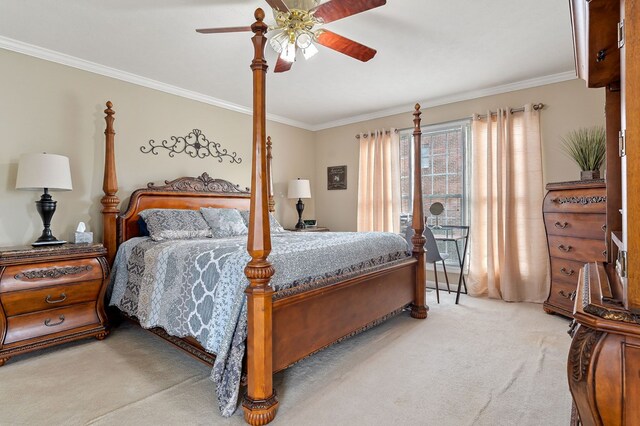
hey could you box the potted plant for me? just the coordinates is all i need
[560,126,606,180]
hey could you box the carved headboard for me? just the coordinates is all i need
[117,173,251,246]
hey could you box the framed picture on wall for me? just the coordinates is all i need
[327,165,347,190]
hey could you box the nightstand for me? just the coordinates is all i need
[286,227,330,232]
[0,243,109,366]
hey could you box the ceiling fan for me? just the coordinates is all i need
[196,0,386,73]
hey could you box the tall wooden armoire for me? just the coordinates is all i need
[567,0,640,424]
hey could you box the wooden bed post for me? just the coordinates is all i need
[267,136,275,213]
[242,9,278,426]
[410,104,428,319]
[101,101,120,266]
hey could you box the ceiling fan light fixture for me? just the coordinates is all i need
[295,31,313,49]
[269,31,288,53]
[281,42,297,63]
[302,43,318,60]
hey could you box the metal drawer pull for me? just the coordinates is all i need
[560,267,575,276]
[554,221,569,229]
[44,315,65,327]
[559,290,577,300]
[601,224,606,232]
[558,244,572,252]
[45,293,67,304]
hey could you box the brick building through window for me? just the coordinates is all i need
[399,119,471,265]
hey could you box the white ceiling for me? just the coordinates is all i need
[0,0,576,130]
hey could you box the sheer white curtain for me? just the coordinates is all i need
[357,129,401,233]
[468,105,549,302]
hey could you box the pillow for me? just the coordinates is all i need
[138,217,149,237]
[200,208,248,238]
[239,210,285,233]
[138,209,212,241]
[403,221,415,253]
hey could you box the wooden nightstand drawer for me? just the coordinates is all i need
[1,280,102,316]
[0,258,103,293]
[544,213,606,239]
[4,302,99,345]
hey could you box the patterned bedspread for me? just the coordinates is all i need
[109,231,410,417]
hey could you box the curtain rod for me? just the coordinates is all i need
[355,103,544,138]
[355,129,399,139]
[475,103,544,120]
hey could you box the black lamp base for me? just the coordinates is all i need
[32,189,64,246]
[295,198,306,229]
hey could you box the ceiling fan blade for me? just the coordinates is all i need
[196,26,252,34]
[312,0,386,24]
[274,51,295,73]
[315,30,377,62]
[265,0,289,12]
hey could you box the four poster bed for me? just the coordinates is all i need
[101,9,428,425]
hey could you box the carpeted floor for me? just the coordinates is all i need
[0,293,572,425]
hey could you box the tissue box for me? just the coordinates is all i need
[75,232,93,244]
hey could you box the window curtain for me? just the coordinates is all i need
[467,105,549,302]
[357,129,401,233]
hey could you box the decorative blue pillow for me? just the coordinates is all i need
[138,217,150,237]
[239,210,285,233]
[138,209,212,241]
[200,208,248,238]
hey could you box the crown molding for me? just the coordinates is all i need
[1,36,576,132]
[309,70,577,131]
[0,36,312,130]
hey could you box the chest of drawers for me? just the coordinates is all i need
[0,243,109,365]
[542,180,606,317]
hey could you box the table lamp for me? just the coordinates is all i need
[16,153,73,245]
[287,178,311,229]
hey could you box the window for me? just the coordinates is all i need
[399,119,471,265]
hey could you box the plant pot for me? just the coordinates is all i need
[580,170,600,180]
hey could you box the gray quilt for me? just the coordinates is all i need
[109,231,409,417]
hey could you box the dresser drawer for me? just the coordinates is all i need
[544,213,606,239]
[4,302,98,345]
[550,258,585,286]
[548,235,607,262]
[546,281,577,314]
[543,188,606,214]
[0,258,103,293]
[0,280,102,317]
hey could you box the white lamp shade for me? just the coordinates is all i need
[288,179,311,199]
[16,153,73,191]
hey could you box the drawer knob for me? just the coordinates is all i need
[601,224,606,232]
[45,293,67,304]
[554,221,569,229]
[558,244,573,252]
[44,315,65,327]
[560,267,575,276]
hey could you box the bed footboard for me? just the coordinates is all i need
[272,258,417,371]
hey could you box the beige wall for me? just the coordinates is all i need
[0,49,606,246]
[0,49,315,247]
[313,79,606,231]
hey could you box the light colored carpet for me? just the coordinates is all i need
[0,293,572,425]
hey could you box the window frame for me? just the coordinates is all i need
[399,119,471,266]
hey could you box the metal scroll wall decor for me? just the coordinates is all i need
[140,129,242,164]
